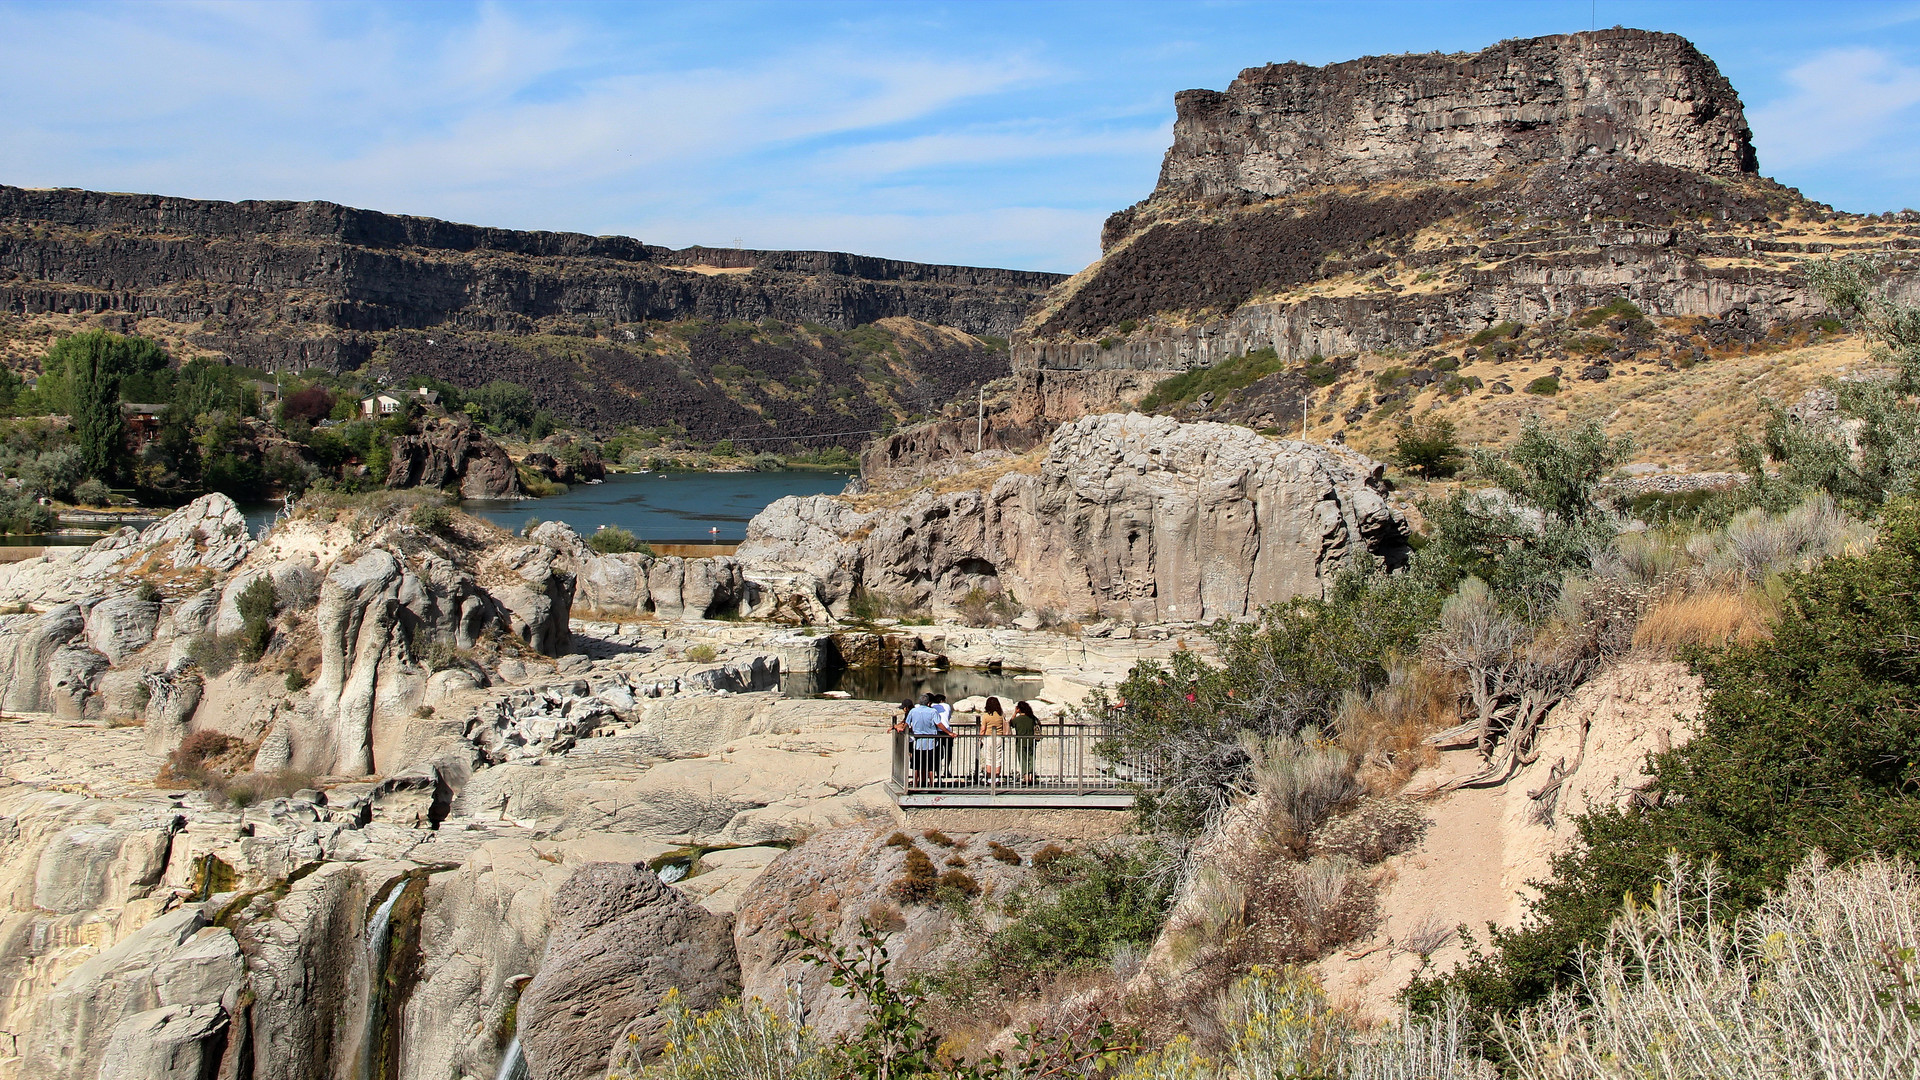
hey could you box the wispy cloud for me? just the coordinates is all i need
[1749,47,1920,170]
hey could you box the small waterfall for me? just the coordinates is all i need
[657,861,688,884]
[495,1037,529,1080]
[358,883,405,1080]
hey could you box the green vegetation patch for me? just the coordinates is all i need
[1140,347,1285,411]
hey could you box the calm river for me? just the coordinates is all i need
[463,469,853,545]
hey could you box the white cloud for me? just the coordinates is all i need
[1749,47,1920,170]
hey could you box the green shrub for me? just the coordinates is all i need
[1417,501,1920,1015]
[236,577,278,661]
[1575,297,1644,328]
[1140,347,1284,411]
[134,580,162,603]
[1468,321,1523,347]
[587,526,651,555]
[1524,375,1560,395]
[409,501,454,535]
[1392,416,1463,478]
[710,439,735,456]
[685,644,718,664]
[285,669,309,692]
[983,844,1171,974]
[71,477,110,506]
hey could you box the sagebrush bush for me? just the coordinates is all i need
[1500,855,1920,1080]
[589,525,652,555]
[1312,799,1428,864]
[1421,501,1920,1015]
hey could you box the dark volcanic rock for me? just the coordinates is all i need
[1123,28,1754,231]
[385,416,523,499]
[1003,29,1857,428]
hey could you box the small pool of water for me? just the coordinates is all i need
[781,666,1050,706]
[465,470,853,545]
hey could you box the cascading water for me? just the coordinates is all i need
[359,883,405,1080]
[495,1037,529,1080]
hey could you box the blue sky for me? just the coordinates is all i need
[3,1,1918,272]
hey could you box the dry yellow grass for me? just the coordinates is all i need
[1341,335,1874,471]
[1633,589,1776,653]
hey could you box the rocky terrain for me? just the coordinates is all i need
[0,24,1893,1080]
[991,29,1917,443]
[0,477,1209,1079]
[743,412,1407,623]
[0,187,1059,441]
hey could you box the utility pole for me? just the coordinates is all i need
[976,386,985,453]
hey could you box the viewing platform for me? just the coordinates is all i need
[886,722,1152,809]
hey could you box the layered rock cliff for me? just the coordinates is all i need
[1005,29,1873,426]
[0,186,1060,439]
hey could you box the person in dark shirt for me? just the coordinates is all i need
[1010,700,1040,785]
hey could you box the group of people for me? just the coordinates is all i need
[894,693,1042,787]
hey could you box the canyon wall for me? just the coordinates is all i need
[1006,29,1839,425]
[0,185,1061,371]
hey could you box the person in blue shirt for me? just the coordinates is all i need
[906,693,951,787]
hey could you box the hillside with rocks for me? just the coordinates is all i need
[985,28,1916,462]
[4,24,1920,1080]
[0,186,1061,438]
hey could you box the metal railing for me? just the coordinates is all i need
[889,722,1156,796]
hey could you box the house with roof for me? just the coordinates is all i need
[360,393,403,416]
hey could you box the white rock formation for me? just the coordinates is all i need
[740,414,1408,622]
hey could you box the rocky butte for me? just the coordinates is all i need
[0,26,1898,1080]
[990,28,1849,435]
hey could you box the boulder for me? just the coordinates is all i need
[646,556,745,621]
[142,670,203,757]
[308,549,409,775]
[516,862,738,1080]
[47,644,111,719]
[487,545,575,655]
[386,415,525,499]
[739,414,1408,622]
[0,603,84,712]
[93,1003,230,1080]
[22,905,246,1080]
[85,595,162,664]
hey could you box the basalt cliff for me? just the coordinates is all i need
[991,28,1908,438]
[0,187,1062,441]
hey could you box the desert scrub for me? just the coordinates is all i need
[613,986,825,1080]
[588,525,653,556]
[1498,855,1920,1080]
[981,843,1171,978]
[888,846,938,904]
[987,840,1022,865]
[684,644,718,664]
[1311,799,1428,864]
[1524,375,1560,395]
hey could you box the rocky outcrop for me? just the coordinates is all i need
[741,413,1407,621]
[1138,29,1753,217]
[0,604,84,712]
[0,493,255,609]
[1000,30,1867,427]
[387,416,525,499]
[22,905,246,1080]
[732,824,1050,1038]
[516,862,738,1080]
[464,656,781,764]
[528,520,747,620]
